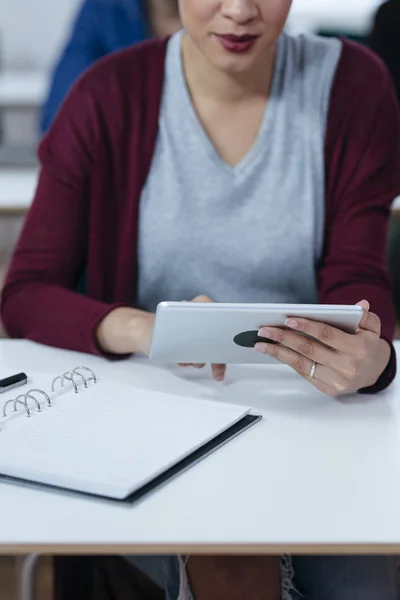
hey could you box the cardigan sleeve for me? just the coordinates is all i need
[322,39,400,392]
[1,78,128,357]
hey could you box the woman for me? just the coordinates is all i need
[2,0,400,598]
[41,0,181,132]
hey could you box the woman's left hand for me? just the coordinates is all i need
[255,300,391,396]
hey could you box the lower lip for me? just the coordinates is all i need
[217,36,257,54]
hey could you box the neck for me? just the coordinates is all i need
[181,34,277,104]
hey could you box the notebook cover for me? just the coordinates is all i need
[0,414,261,504]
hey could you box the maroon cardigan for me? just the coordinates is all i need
[2,38,400,391]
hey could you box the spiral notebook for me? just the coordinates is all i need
[0,366,261,502]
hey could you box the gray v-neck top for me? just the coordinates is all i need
[136,31,342,312]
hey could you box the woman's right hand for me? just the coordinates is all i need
[178,295,227,382]
[96,307,155,356]
[96,297,226,381]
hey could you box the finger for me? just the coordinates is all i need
[212,364,226,382]
[255,341,312,375]
[306,364,349,395]
[193,364,206,369]
[257,327,356,379]
[192,295,213,303]
[355,300,381,336]
[254,342,349,394]
[283,316,354,353]
[356,299,370,327]
[307,377,347,398]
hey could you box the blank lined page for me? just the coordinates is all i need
[0,379,249,499]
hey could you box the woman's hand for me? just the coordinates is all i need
[179,295,227,382]
[96,297,226,381]
[254,300,391,396]
[96,307,155,356]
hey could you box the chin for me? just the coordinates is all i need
[205,37,269,75]
[211,53,261,75]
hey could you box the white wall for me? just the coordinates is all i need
[0,0,80,69]
[287,0,383,35]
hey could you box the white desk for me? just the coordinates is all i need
[0,168,38,214]
[0,72,48,109]
[0,339,400,555]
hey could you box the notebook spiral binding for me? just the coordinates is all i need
[1,366,97,427]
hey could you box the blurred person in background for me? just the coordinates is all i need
[41,0,181,132]
[368,0,400,323]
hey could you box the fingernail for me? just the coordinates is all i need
[255,343,268,353]
[258,328,272,339]
[215,373,224,382]
[285,318,299,329]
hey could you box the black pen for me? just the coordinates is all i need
[0,372,28,394]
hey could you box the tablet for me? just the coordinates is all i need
[149,302,364,365]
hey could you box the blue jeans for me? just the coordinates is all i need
[127,554,399,600]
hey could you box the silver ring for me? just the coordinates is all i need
[309,361,317,379]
